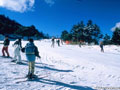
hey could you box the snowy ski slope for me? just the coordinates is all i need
[0,39,120,90]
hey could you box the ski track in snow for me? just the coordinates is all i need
[0,40,120,90]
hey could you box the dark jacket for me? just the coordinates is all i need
[4,39,10,46]
[14,40,22,48]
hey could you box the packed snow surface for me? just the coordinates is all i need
[0,39,120,90]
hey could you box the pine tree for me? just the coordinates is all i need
[103,34,111,45]
[61,20,103,44]
[61,30,72,41]
[112,28,120,45]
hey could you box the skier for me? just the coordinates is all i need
[57,39,60,46]
[100,41,104,52]
[79,40,82,47]
[51,37,55,48]
[12,39,22,64]
[2,36,10,57]
[61,39,63,45]
[23,39,40,79]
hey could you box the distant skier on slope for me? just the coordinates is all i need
[12,39,22,64]
[56,39,60,46]
[2,36,10,57]
[22,39,41,79]
[100,41,104,52]
[61,39,64,45]
[51,37,55,48]
[79,40,83,47]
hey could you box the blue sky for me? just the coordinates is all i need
[0,0,120,37]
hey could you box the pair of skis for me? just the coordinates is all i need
[14,72,51,84]
[0,56,50,83]
[14,74,48,84]
[0,56,13,59]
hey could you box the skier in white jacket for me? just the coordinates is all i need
[12,39,22,64]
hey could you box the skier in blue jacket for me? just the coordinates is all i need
[24,39,40,79]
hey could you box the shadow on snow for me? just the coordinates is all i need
[12,60,73,73]
[29,78,95,90]
[36,65,73,72]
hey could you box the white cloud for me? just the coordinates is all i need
[0,0,35,13]
[0,0,56,12]
[111,22,120,31]
[44,0,55,6]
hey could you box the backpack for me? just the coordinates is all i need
[34,46,40,57]
[25,43,36,54]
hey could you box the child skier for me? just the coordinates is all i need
[12,39,22,64]
[23,39,40,79]
[2,36,10,57]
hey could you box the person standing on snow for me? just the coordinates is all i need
[100,41,104,52]
[57,39,60,46]
[61,39,64,45]
[23,39,40,79]
[51,37,55,48]
[12,39,22,64]
[2,36,10,57]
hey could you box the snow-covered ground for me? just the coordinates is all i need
[0,39,120,90]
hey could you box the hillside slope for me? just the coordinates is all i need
[0,40,120,90]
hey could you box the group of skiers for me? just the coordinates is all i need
[0,36,104,79]
[51,37,104,52]
[1,36,41,79]
[51,37,63,48]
